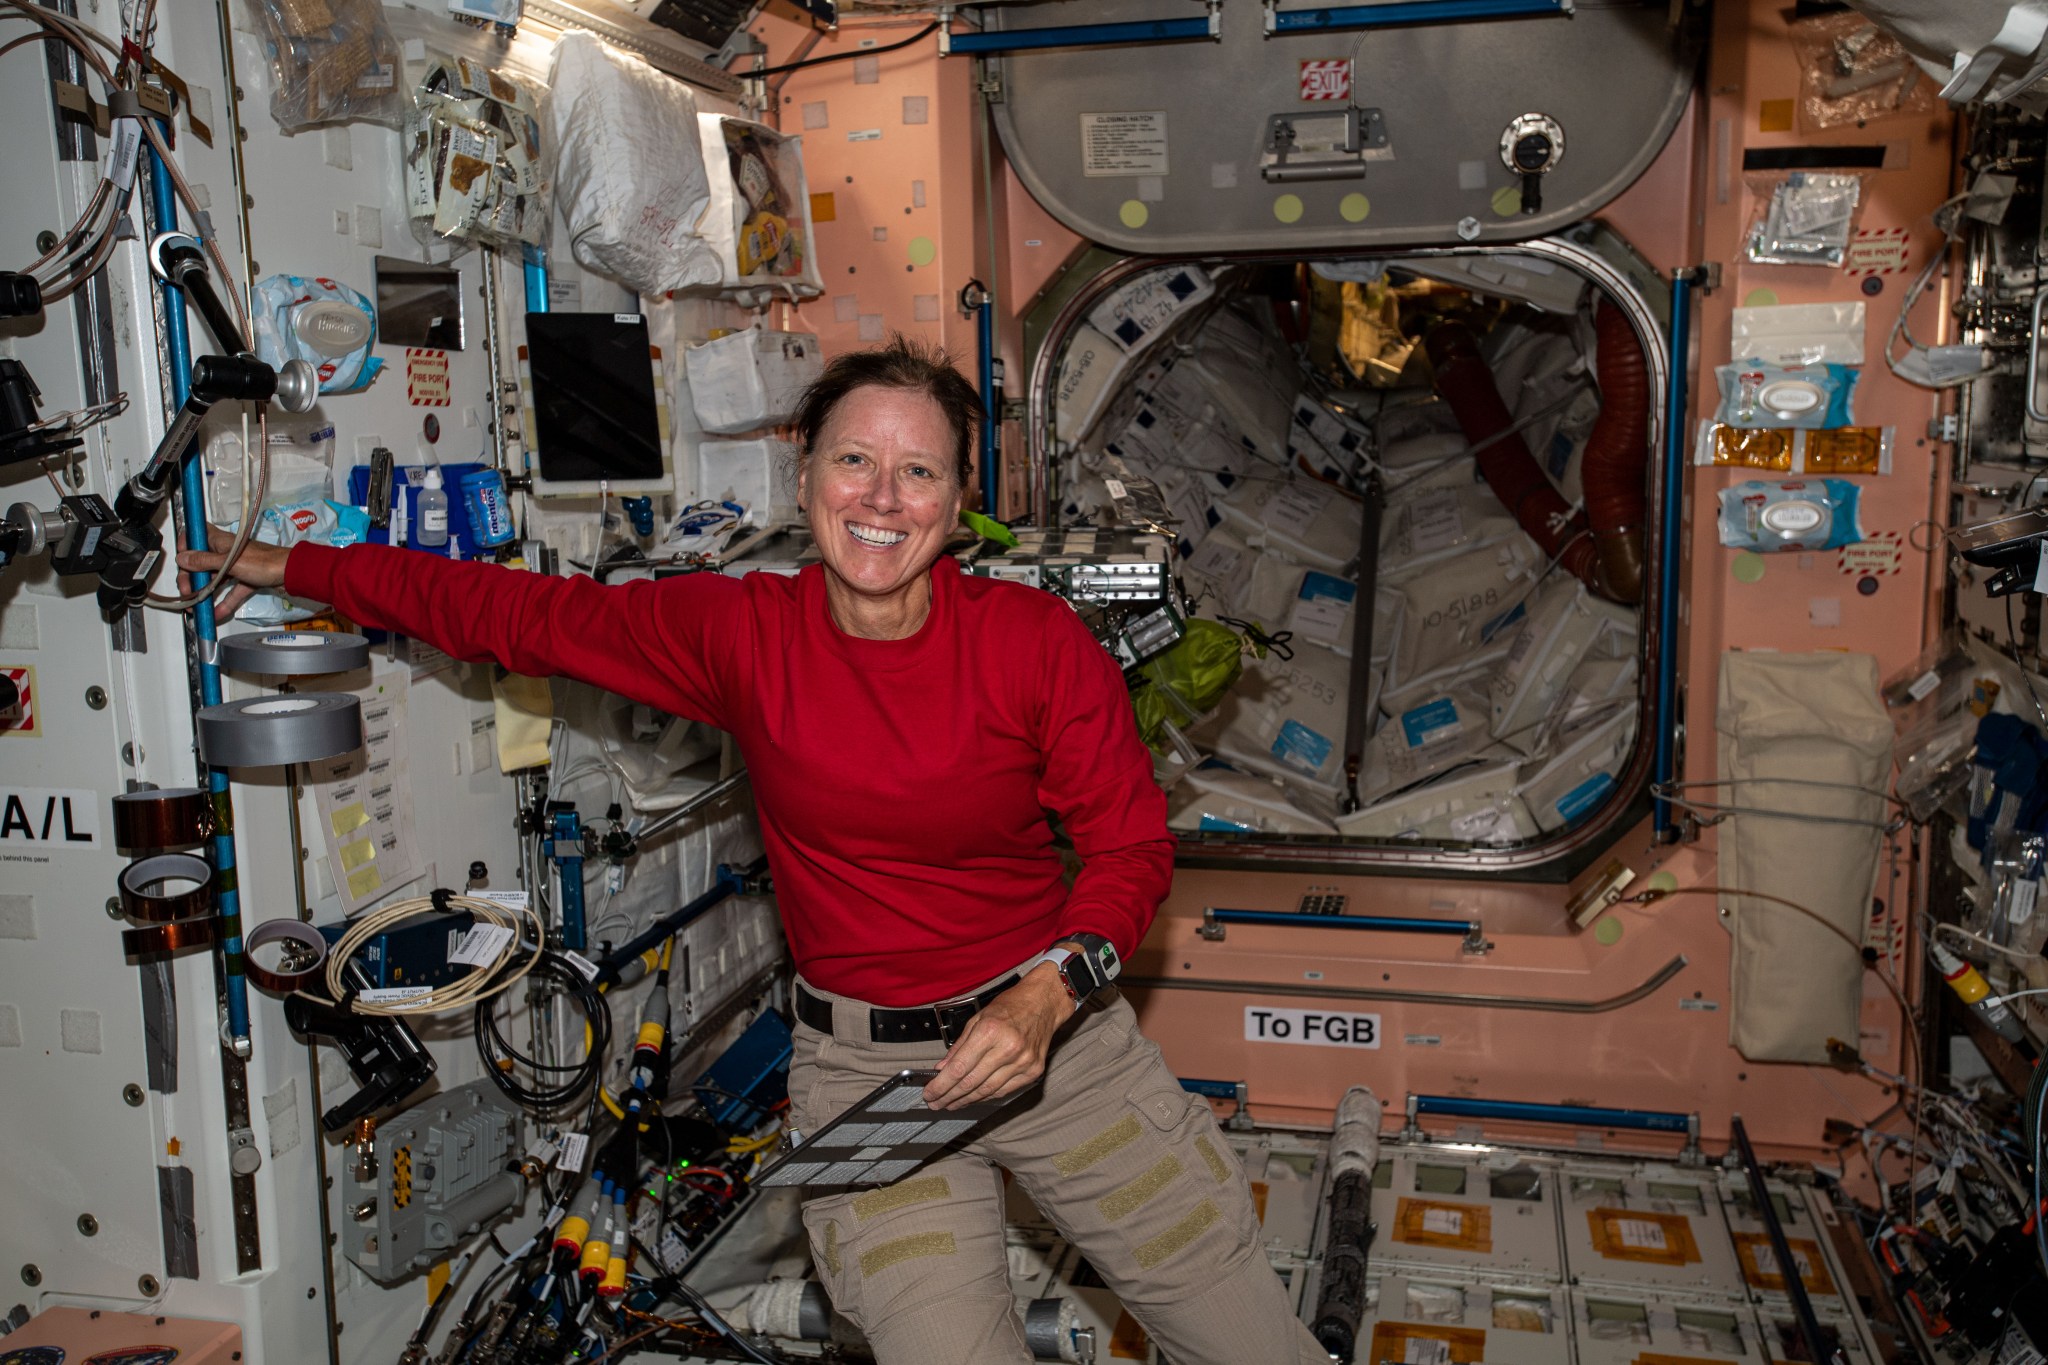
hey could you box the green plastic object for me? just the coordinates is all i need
[1130,618,1245,746]
[959,509,1019,547]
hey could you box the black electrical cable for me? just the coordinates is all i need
[733,21,938,78]
[475,951,613,1112]
[670,1281,790,1364]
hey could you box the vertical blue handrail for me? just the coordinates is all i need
[146,135,250,1048]
[523,245,549,315]
[974,287,998,514]
[1652,271,1693,839]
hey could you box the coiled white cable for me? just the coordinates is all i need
[324,893,543,1015]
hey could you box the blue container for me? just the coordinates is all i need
[461,468,516,547]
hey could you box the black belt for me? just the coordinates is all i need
[795,975,1021,1046]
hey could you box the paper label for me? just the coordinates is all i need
[658,1228,690,1272]
[448,922,514,967]
[1080,111,1169,176]
[1401,697,1463,749]
[1421,1208,1463,1236]
[1245,1005,1380,1048]
[1907,670,1942,701]
[2009,877,2040,925]
[564,950,600,980]
[1838,537,1904,576]
[1844,227,1909,274]
[1298,59,1352,102]
[1750,1243,1813,1279]
[108,118,143,191]
[1614,1217,1669,1249]
[1404,1341,1451,1365]
[1104,478,1129,500]
[1264,483,1326,540]
[406,348,451,406]
[1271,718,1334,775]
[359,985,433,1004]
[556,1131,589,1172]
[474,889,530,909]
[1407,490,1466,554]
[1556,773,1617,823]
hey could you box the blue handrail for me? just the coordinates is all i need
[1652,271,1694,838]
[1271,0,1570,34]
[1412,1093,1691,1134]
[946,15,1214,55]
[1209,908,1479,937]
[145,135,250,1049]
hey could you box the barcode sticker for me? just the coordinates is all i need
[474,889,530,909]
[1907,669,1942,701]
[1405,1339,1452,1365]
[658,1228,690,1272]
[359,986,432,1004]
[1615,1217,1669,1249]
[557,1131,589,1172]
[1422,1208,1463,1235]
[564,950,600,981]
[2009,878,2040,925]
[449,923,515,966]
[1104,478,1129,500]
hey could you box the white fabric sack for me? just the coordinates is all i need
[1384,537,1541,688]
[1289,394,1371,482]
[1054,324,1130,444]
[1216,476,1361,572]
[1180,525,1255,610]
[1381,458,1521,577]
[1183,307,1298,465]
[1359,686,1502,806]
[1380,430,1469,471]
[1193,638,1352,798]
[1517,705,1635,833]
[1554,656,1638,736]
[1716,650,1892,1063]
[1731,301,1866,367]
[1089,264,1216,353]
[1848,0,2048,109]
[548,34,719,296]
[1340,760,1535,846]
[698,438,797,525]
[1491,580,1607,754]
[693,113,823,304]
[1169,764,1340,835]
[684,328,823,434]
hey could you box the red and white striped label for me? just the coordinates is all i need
[1838,531,1903,575]
[1,665,36,735]
[406,348,451,406]
[1299,59,1352,102]
[1844,228,1909,276]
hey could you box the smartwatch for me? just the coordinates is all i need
[1035,932,1121,1007]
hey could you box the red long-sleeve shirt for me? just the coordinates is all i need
[287,544,1173,1005]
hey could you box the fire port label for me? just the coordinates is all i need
[1245,1005,1380,1048]
[1299,59,1352,102]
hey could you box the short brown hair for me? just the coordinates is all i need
[791,335,983,486]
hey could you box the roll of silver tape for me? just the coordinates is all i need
[216,629,371,676]
[197,693,363,768]
[244,918,330,993]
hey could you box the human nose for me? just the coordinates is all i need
[861,469,904,513]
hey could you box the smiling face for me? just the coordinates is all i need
[798,384,964,632]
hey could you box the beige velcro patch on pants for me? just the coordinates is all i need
[860,1230,958,1277]
[821,1220,841,1276]
[1133,1199,1222,1270]
[1054,1114,1143,1176]
[1194,1135,1231,1184]
[853,1175,951,1222]
[1099,1154,1182,1223]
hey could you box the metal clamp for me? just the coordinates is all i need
[2026,290,2048,424]
[1180,1078,1255,1131]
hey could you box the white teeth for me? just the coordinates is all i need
[848,524,907,546]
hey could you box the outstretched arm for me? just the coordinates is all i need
[178,535,742,727]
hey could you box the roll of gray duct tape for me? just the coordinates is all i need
[216,629,371,676]
[197,693,363,768]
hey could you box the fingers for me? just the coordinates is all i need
[924,1015,1044,1111]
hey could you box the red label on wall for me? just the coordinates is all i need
[1,665,37,736]
[406,348,451,406]
[1299,59,1352,102]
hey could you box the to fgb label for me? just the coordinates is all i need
[1299,59,1352,102]
[1245,1005,1380,1048]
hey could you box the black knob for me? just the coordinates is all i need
[1512,133,1554,172]
[467,861,489,886]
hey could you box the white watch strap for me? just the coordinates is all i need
[1028,948,1081,1007]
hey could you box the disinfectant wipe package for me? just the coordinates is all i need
[1713,360,1858,428]
[1717,478,1864,553]
[251,274,382,394]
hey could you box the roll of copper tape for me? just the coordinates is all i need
[122,916,219,956]
[117,853,215,923]
[244,918,329,994]
[112,787,215,851]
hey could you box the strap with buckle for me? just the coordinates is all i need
[795,975,1020,1046]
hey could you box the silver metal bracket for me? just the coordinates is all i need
[1198,907,1225,941]
[1461,924,1493,955]
[1223,1081,1255,1132]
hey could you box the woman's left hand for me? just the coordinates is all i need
[923,967,1072,1110]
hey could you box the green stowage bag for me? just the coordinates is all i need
[1130,618,1246,748]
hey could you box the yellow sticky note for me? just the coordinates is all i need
[338,837,378,872]
[347,863,382,898]
[809,192,837,223]
[1759,99,1794,132]
[330,802,370,837]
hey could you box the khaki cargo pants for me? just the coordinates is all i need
[791,975,1330,1365]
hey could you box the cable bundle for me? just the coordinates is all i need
[475,951,612,1113]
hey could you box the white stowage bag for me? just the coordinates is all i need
[1182,306,1299,465]
[1383,536,1542,692]
[1716,650,1893,1063]
[1518,705,1636,833]
[683,328,822,434]
[1168,764,1340,835]
[1216,475,1361,571]
[1490,580,1607,754]
[1339,759,1535,846]
[1192,638,1352,799]
[1054,324,1128,445]
[1381,456,1520,576]
[1180,525,1256,611]
[548,33,719,295]
[1358,685,1502,806]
